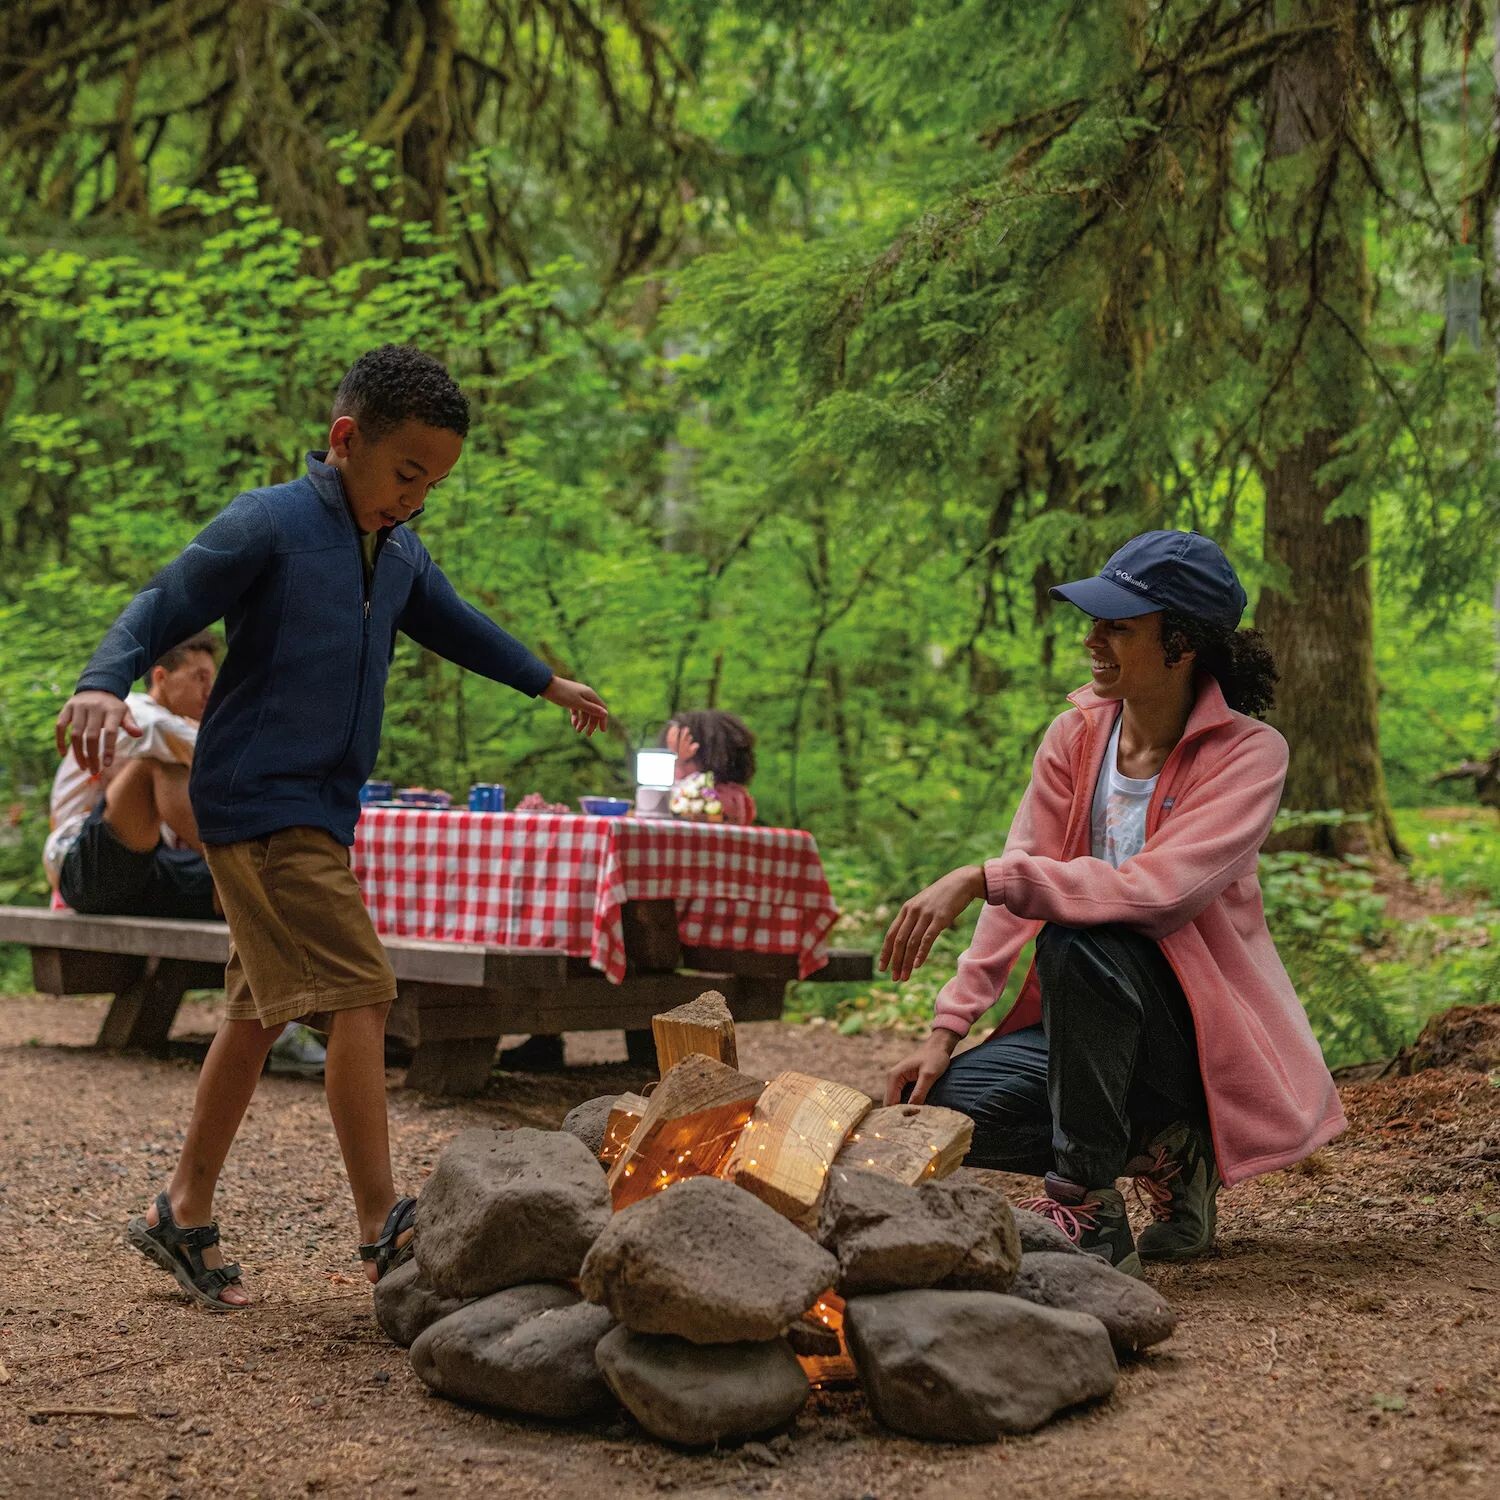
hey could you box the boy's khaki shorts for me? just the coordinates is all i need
[204,826,396,1031]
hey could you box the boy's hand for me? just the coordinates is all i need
[55,690,142,774]
[884,1029,961,1106]
[543,676,609,737]
[880,864,987,981]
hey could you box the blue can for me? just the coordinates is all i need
[468,783,506,813]
[361,780,394,804]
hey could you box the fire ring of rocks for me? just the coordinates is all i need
[375,992,1177,1447]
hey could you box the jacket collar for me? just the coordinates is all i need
[305,450,348,511]
[1066,670,1235,747]
[304,450,423,530]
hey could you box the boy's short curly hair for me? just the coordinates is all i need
[331,344,470,439]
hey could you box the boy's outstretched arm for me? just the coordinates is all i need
[539,675,610,736]
[398,556,608,735]
[56,493,275,774]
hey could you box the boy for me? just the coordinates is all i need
[47,631,219,919]
[56,345,608,1309]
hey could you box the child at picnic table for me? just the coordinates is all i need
[664,709,757,824]
[55,344,608,1310]
[880,530,1344,1277]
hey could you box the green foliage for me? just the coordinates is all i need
[0,4,1494,1077]
[1394,807,1500,903]
[1261,813,1387,951]
[1377,600,1496,807]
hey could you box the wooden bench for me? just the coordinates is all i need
[0,903,873,1096]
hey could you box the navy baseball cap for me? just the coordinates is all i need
[1049,530,1247,632]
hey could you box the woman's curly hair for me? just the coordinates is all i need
[1160,608,1279,719]
[667,710,756,785]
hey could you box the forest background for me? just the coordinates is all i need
[0,0,1496,1067]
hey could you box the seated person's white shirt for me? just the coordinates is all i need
[43,692,199,884]
[1088,714,1159,870]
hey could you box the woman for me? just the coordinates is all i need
[880,530,1344,1277]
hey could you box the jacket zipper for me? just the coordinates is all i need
[325,488,378,789]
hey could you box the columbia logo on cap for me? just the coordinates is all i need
[1110,569,1151,591]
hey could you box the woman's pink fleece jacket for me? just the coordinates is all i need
[933,674,1346,1186]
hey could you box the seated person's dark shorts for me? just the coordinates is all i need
[58,801,219,921]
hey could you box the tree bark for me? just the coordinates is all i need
[1491,0,1500,746]
[1256,0,1402,859]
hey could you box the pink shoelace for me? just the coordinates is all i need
[1130,1146,1181,1222]
[1015,1192,1100,1244]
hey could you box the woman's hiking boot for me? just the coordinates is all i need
[1129,1119,1221,1262]
[1018,1173,1143,1279]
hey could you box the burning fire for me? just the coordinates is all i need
[798,1289,855,1388]
[605,1101,858,1384]
[608,1107,756,1210]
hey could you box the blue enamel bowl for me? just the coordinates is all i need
[579,796,631,817]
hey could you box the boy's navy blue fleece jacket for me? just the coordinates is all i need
[75,453,554,847]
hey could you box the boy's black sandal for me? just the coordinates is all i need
[359,1196,417,1282]
[126,1191,245,1312]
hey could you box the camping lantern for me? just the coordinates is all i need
[635,748,677,817]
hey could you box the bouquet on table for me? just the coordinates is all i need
[669,770,724,823]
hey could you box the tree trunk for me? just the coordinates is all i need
[1256,0,1402,859]
[1492,0,1500,746]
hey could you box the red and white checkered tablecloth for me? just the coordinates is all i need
[351,810,841,984]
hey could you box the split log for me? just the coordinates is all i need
[833,1103,973,1184]
[599,1092,649,1165]
[786,1311,842,1359]
[651,989,738,1075]
[792,1290,856,1387]
[607,1054,764,1210]
[724,1071,872,1228]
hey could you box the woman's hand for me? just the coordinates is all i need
[884,1028,961,1106]
[543,676,609,736]
[879,863,987,981]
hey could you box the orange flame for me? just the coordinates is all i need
[797,1289,856,1388]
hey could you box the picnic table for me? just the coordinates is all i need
[1,810,871,1095]
[354,808,842,985]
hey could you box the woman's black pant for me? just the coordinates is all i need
[925,923,1207,1188]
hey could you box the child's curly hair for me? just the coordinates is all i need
[1160,609,1279,719]
[332,344,470,439]
[667,710,756,785]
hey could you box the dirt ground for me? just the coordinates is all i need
[2,995,1498,1500]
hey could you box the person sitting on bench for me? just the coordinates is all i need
[44,631,220,920]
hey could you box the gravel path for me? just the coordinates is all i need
[2,993,1497,1499]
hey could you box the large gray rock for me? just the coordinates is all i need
[580,1177,838,1344]
[923,1172,1023,1292]
[1010,1252,1177,1356]
[844,1289,1117,1440]
[561,1095,618,1159]
[373,1258,470,1349]
[817,1168,1020,1295]
[415,1128,611,1298]
[1013,1207,1083,1256]
[410,1283,616,1419]
[595,1325,809,1447]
